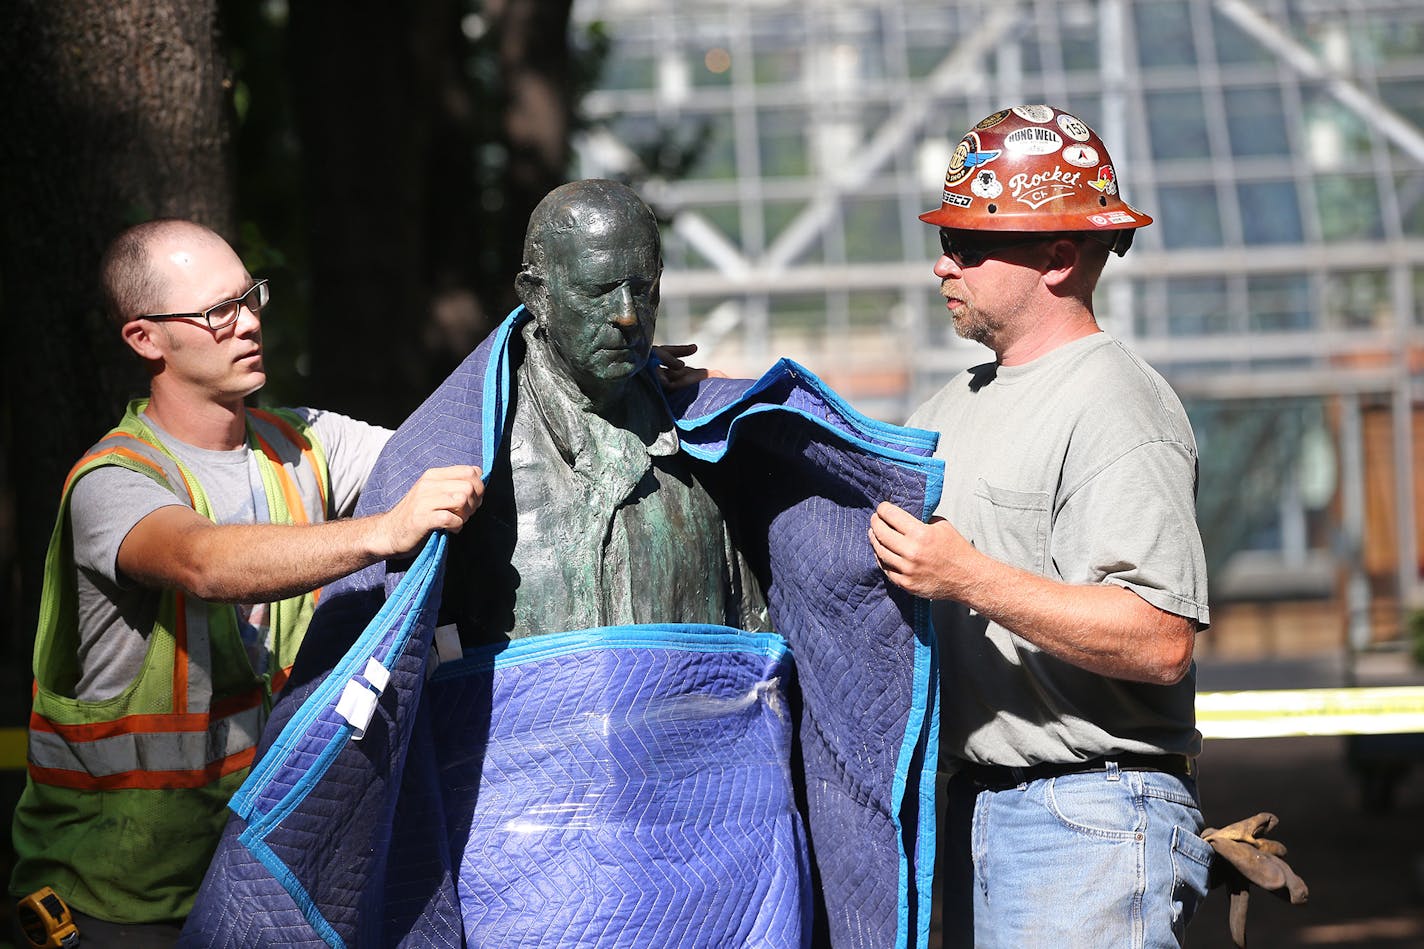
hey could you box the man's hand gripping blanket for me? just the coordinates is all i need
[181,308,945,949]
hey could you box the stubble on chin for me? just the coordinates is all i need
[955,312,998,346]
[944,289,997,346]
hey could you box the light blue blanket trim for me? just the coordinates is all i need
[232,530,448,821]
[912,460,946,942]
[678,401,939,470]
[884,460,944,949]
[480,307,520,469]
[432,625,791,679]
[239,829,346,948]
[674,357,939,456]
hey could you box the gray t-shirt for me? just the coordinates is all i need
[907,332,1209,767]
[68,408,391,701]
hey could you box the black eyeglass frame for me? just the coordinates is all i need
[136,278,269,332]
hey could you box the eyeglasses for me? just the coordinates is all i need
[137,279,269,332]
[938,230,1066,268]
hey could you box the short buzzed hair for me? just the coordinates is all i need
[98,218,221,328]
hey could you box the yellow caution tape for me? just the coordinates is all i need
[1197,686,1424,739]
[0,686,1419,769]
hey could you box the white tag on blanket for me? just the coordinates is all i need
[361,657,390,693]
[336,678,379,740]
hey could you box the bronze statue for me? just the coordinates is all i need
[446,180,768,640]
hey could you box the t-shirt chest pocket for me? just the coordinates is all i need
[971,479,1051,576]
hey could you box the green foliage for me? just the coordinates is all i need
[220,0,309,406]
[1410,609,1424,667]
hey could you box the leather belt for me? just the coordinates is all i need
[956,753,1196,790]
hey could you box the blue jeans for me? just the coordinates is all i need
[939,765,1213,948]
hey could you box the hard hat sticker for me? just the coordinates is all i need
[1062,144,1100,168]
[1088,165,1118,195]
[1009,165,1083,209]
[1056,113,1093,142]
[944,133,993,186]
[1012,104,1056,123]
[1089,210,1137,226]
[1004,126,1064,155]
[940,191,973,208]
[964,148,1002,169]
[975,109,1012,130]
[971,169,1003,199]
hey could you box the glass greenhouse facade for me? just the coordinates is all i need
[572,0,1424,652]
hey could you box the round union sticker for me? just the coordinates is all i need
[1057,113,1092,142]
[975,109,1012,130]
[943,133,980,187]
[1012,104,1056,124]
[1062,144,1100,168]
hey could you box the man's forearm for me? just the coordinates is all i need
[868,501,1195,685]
[954,551,1195,686]
[167,515,391,603]
[118,465,484,603]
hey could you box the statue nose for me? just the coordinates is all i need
[612,286,639,327]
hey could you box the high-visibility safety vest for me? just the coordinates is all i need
[10,400,333,925]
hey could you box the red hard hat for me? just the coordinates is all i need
[918,104,1152,255]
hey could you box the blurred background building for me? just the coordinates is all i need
[570,0,1424,665]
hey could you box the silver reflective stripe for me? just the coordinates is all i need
[28,704,263,776]
[183,595,214,712]
[86,434,191,507]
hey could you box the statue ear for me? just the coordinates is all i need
[514,266,545,314]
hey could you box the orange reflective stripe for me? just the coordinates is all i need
[28,703,264,780]
[249,430,310,525]
[65,433,198,506]
[174,592,190,716]
[250,408,329,515]
[28,747,255,791]
[211,687,266,721]
[29,692,264,741]
[64,443,194,505]
[270,664,293,697]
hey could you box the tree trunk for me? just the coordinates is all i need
[0,0,234,721]
[488,0,576,308]
[291,0,575,428]
[290,0,484,428]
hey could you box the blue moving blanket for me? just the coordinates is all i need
[183,308,944,948]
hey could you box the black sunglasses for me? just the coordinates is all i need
[937,230,1070,267]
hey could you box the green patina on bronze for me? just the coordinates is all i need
[447,180,769,641]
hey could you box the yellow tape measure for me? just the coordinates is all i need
[0,686,1422,768]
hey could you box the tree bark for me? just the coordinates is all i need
[488,0,576,303]
[0,0,234,720]
[290,0,483,428]
[291,0,575,428]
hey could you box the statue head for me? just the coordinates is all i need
[515,180,662,404]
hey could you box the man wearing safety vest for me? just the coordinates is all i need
[10,219,484,945]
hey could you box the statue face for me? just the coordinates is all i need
[540,221,661,391]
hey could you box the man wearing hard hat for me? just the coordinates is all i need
[869,105,1211,947]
